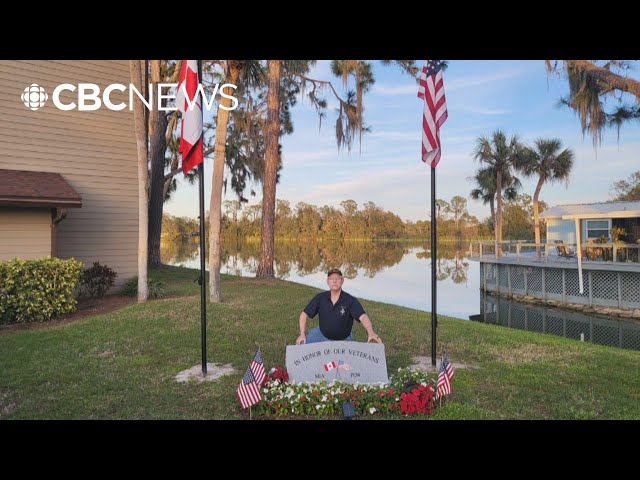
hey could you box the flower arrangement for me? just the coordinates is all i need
[255,366,441,417]
[264,365,289,385]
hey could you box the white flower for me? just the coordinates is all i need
[316,404,321,410]
[369,407,376,415]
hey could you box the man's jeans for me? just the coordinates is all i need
[306,327,352,343]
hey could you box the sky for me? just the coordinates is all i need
[164,60,640,223]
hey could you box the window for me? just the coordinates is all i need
[586,219,611,240]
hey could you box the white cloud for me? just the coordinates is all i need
[372,84,418,96]
[446,62,541,93]
[454,106,510,116]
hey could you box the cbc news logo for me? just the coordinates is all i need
[22,84,48,111]
[19,82,238,112]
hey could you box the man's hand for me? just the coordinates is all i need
[296,333,306,345]
[367,332,382,343]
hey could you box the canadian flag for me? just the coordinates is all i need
[176,60,203,173]
[324,361,337,372]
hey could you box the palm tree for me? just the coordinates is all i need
[516,138,574,253]
[129,60,148,301]
[470,166,520,230]
[208,60,263,302]
[473,130,525,252]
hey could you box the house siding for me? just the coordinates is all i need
[0,207,51,260]
[546,218,577,245]
[0,60,138,288]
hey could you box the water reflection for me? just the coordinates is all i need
[474,292,640,351]
[160,238,478,316]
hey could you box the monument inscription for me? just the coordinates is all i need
[286,341,389,385]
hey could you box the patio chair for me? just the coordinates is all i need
[554,240,577,259]
[585,241,602,261]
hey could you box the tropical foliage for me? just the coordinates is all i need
[516,138,574,248]
[547,60,640,148]
[611,170,640,201]
[473,130,526,246]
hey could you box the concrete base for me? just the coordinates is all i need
[175,363,235,383]
[410,356,479,372]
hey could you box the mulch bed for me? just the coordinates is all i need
[0,295,137,336]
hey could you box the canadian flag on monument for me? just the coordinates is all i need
[324,361,337,372]
[176,60,203,173]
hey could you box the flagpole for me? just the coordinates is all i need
[197,59,207,376]
[431,165,437,367]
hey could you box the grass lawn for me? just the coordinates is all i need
[0,265,638,419]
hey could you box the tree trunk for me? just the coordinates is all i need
[129,60,148,302]
[495,170,503,255]
[256,60,282,278]
[147,102,169,266]
[208,64,240,302]
[533,175,545,256]
[489,198,496,232]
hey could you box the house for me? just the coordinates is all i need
[540,201,640,245]
[0,169,82,259]
[0,60,139,288]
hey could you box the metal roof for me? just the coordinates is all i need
[540,200,640,219]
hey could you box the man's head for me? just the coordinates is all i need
[326,268,344,292]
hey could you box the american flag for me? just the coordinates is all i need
[418,60,448,168]
[237,364,261,409]
[444,352,455,381]
[436,353,454,398]
[251,348,266,386]
[176,60,204,173]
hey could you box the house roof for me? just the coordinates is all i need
[540,200,640,220]
[0,169,82,208]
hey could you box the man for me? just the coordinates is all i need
[296,268,382,345]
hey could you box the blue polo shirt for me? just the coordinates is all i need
[304,290,366,340]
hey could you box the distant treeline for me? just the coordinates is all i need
[162,198,499,242]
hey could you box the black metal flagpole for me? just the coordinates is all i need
[431,165,437,367]
[197,59,207,376]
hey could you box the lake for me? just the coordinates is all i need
[161,238,479,319]
[161,238,640,351]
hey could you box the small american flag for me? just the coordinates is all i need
[444,352,455,381]
[251,348,266,386]
[237,364,262,410]
[436,353,454,398]
[418,60,448,168]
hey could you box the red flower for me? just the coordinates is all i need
[265,365,289,385]
[398,385,435,416]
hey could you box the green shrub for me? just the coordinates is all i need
[79,262,117,298]
[122,276,166,299]
[0,257,83,324]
